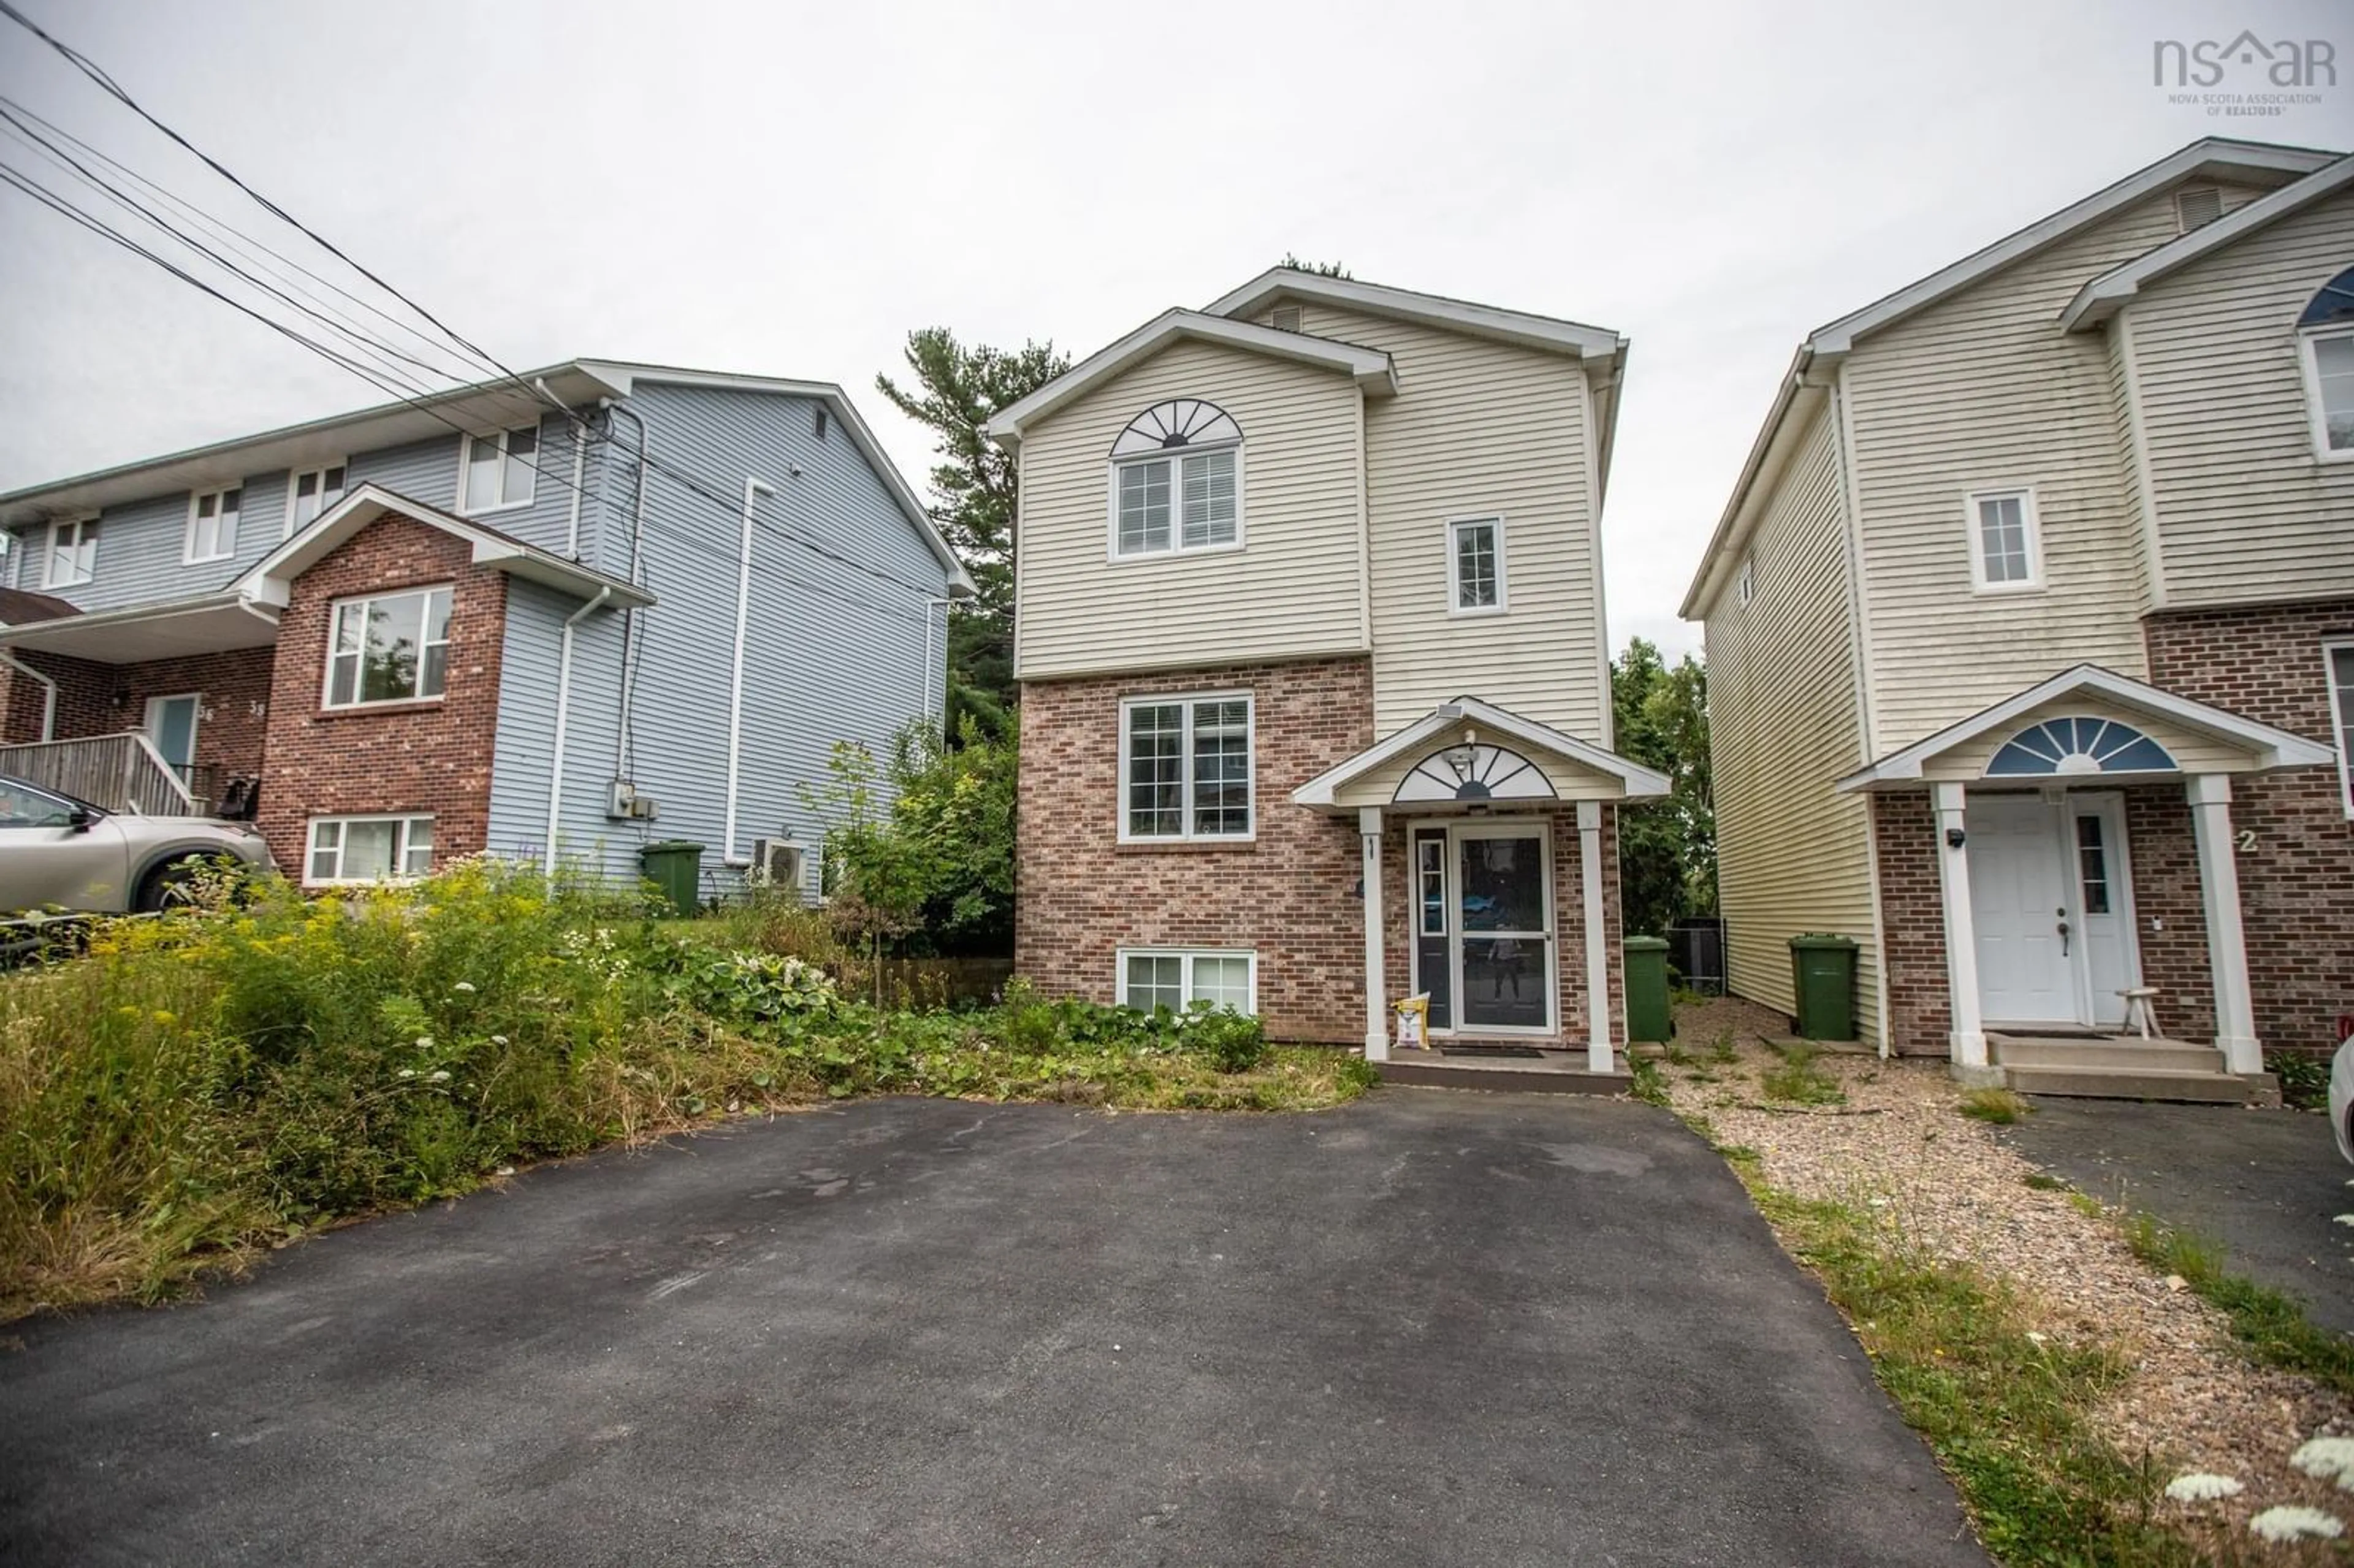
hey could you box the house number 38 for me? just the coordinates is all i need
[2236,828,2257,853]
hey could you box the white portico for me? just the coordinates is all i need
[1292,696,1670,1073]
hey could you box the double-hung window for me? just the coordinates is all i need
[1967,488,2043,592]
[461,425,538,513]
[42,517,96,588]
[307,815,435,885]
[325,585,453,708]
[2303,331,2354,460]
[186,487,240,563]
[1108,398,1244,557]
[287,463,348,535]
[2327,641,2354,818]
[1118,949,1256,1014]
[1449,516,1506,612]
[1120,692,1253,841]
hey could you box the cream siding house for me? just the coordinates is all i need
[993,270,1663,1079]
[1686,138,2350,1095]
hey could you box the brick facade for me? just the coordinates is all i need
[1017,655,1628,1045]
[2144,599,2354,1057]
[1867,598,2354,1060]
[252,514,507,878]
[0,646,274,808]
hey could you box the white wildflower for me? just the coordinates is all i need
[397,1068,416,1079]
[2163,1472,2242,1502]
[2249,1505,2343,1543]
[490,1035,509,1046]
[414,1036,433,1049]
[452,981,476,994]
[2025,1331,2049,1345]
[2334,1214,2354,1227]
[2291,1437,2354,1490]
[427,1070,451,1083]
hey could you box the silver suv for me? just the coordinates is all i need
[0,775,276,915]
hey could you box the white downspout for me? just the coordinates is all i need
[542,586,614,876]
[1,650,58,740]
[723,478,774,867]
[923,596,951,730]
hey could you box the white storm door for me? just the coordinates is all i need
[1967,793,2076,1026]
[2066,793,2139,1027]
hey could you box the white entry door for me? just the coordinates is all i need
[1967,794,2075,1026]
[1968,791,2141,1029]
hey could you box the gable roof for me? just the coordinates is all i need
[980,310,1397,451]
[1807,138,2334,354]
[1680,137,2344,621]
[1834,664,2335,790]
[0,359,973,598]
[1290,696,1670,809]
[2059,151,2354,330]
[1205,268,1628,362]
[238,484,656,611]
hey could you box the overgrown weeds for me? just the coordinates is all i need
[1959,1087,2032,1125]
[0,862,1363,1322]
[2123,1214,2354,1401]
[1760,1042,1846,1107]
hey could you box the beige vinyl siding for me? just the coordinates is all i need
[1837,187,2287,750]
[1268,304,1605,739]
[2128,188,2354,606]
[1013,338,1363,680]
[2105,316,2161,612]
[1704,403,1881,1043]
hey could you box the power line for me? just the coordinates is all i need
[0,0,552,414]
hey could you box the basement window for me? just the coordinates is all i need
[307,814,435,885]
[1118,948,1256,1014]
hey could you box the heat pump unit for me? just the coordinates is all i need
[750,837,804,890]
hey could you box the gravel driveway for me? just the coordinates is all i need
[0,1091,1984,1567]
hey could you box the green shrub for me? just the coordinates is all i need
[2269,1049,2331,1111]
[1181,1007,1269,1075]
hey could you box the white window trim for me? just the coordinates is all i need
[2325,638,2354,820]
[1114,947,1259,1015]
[42,516,96,588]
[1446,514,1509,617]
[321,584,454,711]
[2296,326,2354,464]
[458,425,540,515]
[304,813,436,887]
[1965,485,2047,594]
[184,487,242,565]
[1103,443,1247,563]
[285,460,351,539]
[1116,689,1256,844]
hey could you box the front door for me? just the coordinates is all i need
[143,693,199,781]
[1967,791,2140,1028]
[1410,821,1556,1035]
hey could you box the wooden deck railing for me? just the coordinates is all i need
[0,732,202,815]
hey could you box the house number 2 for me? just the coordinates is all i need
[2236,828,2257,853]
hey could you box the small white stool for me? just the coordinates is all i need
[2119,987,2163,1040]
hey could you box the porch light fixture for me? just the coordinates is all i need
[1442,729,1478,780]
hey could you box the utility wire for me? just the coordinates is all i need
[0,0,552,412]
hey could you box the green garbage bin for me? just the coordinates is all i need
[1788,934,1860,1041]
[638,840,706,917]
[1623,935,1673,1044]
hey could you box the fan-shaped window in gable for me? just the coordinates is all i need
[2299,266,2354,459]
[1985,716,2177,777]
[1394,744,1558,803]
[1109,400,1243,556]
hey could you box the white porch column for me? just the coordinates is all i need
[1359,806,1388,1062]
[1931,782,1988,1069]
[2187,773,2261,1074]
[1577,801,1615,1075]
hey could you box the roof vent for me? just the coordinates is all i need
[2174,185,2225,233]
[1270,305,1302,333]
[812,407,829,441]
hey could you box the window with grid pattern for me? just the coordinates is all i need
[1121,694,1253,840]
[1970,490,2041,589]
[1449,517,1503,611]
[1119,950,1255,1014]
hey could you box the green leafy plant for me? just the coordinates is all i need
[1958,1087,2030,1125]
[1760,1043,1845,1108]
[2268,1049,2330,1111]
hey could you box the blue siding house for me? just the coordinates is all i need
[0,361,970,902]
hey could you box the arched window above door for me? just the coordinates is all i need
[1394,744,1558,802]
[1986,716,2177,777]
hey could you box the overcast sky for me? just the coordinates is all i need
[2,1,2348,659]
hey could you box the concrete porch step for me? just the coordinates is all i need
[1375,1054,1630,1096]
[2002,1064,2252,1104]
[1990,1038,2223,1073]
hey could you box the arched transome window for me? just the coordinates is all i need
[2298,265,2354,460]
[1109,399,1243,557]
[1986,716,2177,777]
[1393,744,1558,803]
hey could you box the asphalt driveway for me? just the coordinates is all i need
[1999,1099,2354,1337]
[1,1092,1984,1567]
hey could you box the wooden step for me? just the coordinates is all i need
[1991,1039,2223,1073]
[2002,1064,2251,1103]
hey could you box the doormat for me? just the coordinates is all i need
[1439,1043,1547,1059]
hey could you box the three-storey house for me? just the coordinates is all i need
[988,270,1664,1069]
[1688,139,2351,1095]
